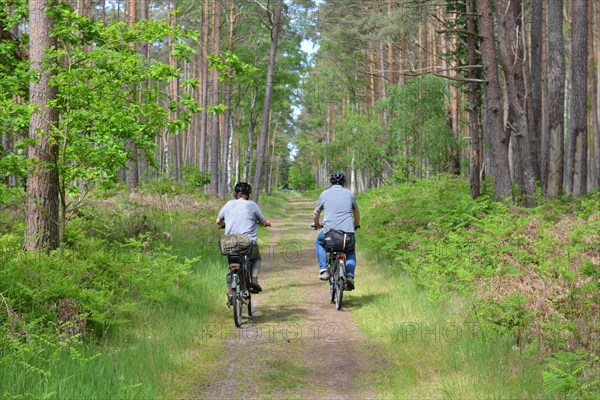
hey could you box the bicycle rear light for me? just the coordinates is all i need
[229,263,240,270]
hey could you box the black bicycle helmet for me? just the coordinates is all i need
[234,182,252,196]
[330,172,346,186]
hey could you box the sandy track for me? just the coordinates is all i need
[193,197,384,400]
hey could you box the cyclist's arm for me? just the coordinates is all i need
[216,217,225,228]
[353,208,360,229]
[313,210,322,228]
[260,220,271,227]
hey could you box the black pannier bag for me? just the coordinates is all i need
[220,234,253,255]
[324,230,355,252]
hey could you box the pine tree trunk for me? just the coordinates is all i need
[219,0,236,197]
[545,0,566,197]
[25,0,60,251]
[467,0,481,199]
[125,0,139,192]
[477,0,512,201]
[168,0,181,181]
[199,0,210,173]
[496,0,536,205]
[566,0,588,197]
[387,0,396,85]
[137,0,149,183]
[209,0,221,195]
[252,0,283,202]
[594,0,600,189]
[528,0,543,182]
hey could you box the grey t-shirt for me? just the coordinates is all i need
[315,185,358,234]
[218,199,266,243]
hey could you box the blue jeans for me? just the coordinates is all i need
[315,230,356,277]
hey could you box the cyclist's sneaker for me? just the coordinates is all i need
[345,276,355,291]
[249,279,262,293]
[227,294,233,306]
[319,270,330,281]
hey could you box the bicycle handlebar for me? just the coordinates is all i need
[311,224,361,230]
[218,222,272,229]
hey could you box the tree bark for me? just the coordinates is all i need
[387,0,396,85]
[594,0,600,190]
[209,0,221,195]
[252,0,284,202]
[496,0,536,205]
[168,0,181,181]
[477,0,512,201]
[199,0,210,174]
[219,0,237,197]
[137,0,149,183]
[467,0,481,199]
[125,0,139,192]
[545,0,566,197]
[528,0,543,182]
[566,0,588,197]
[25,0,60,251]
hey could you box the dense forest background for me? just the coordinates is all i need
[1,0,599,246]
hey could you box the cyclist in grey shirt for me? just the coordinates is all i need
[312,172,360,290]
[216,182,271,293]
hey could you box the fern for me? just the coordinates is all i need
[543,350,600,398]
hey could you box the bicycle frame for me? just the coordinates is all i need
[227,252,252,327]
[328,251,347,310]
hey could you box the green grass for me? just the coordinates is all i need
[260,358,309,395]
[353,253,546,398]
[353,176,600,398]
[0,189,231,399]
[0,253,226,400]
[258,190,289,218]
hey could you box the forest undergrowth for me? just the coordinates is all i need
[1,175,598,398]
[357,175,599,398]
[0,180,247,399]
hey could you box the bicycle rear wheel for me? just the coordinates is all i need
[232,273,243,328]
[329,279,335,303]
[328,255,335,303]
[332,261,344,310]
[243,265,252,317]
[335,277,344,310]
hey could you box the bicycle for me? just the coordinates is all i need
[312,225,354,310]
[328,248,348,310]
[225,249,253,327]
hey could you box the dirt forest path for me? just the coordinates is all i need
[193,196,387,400]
